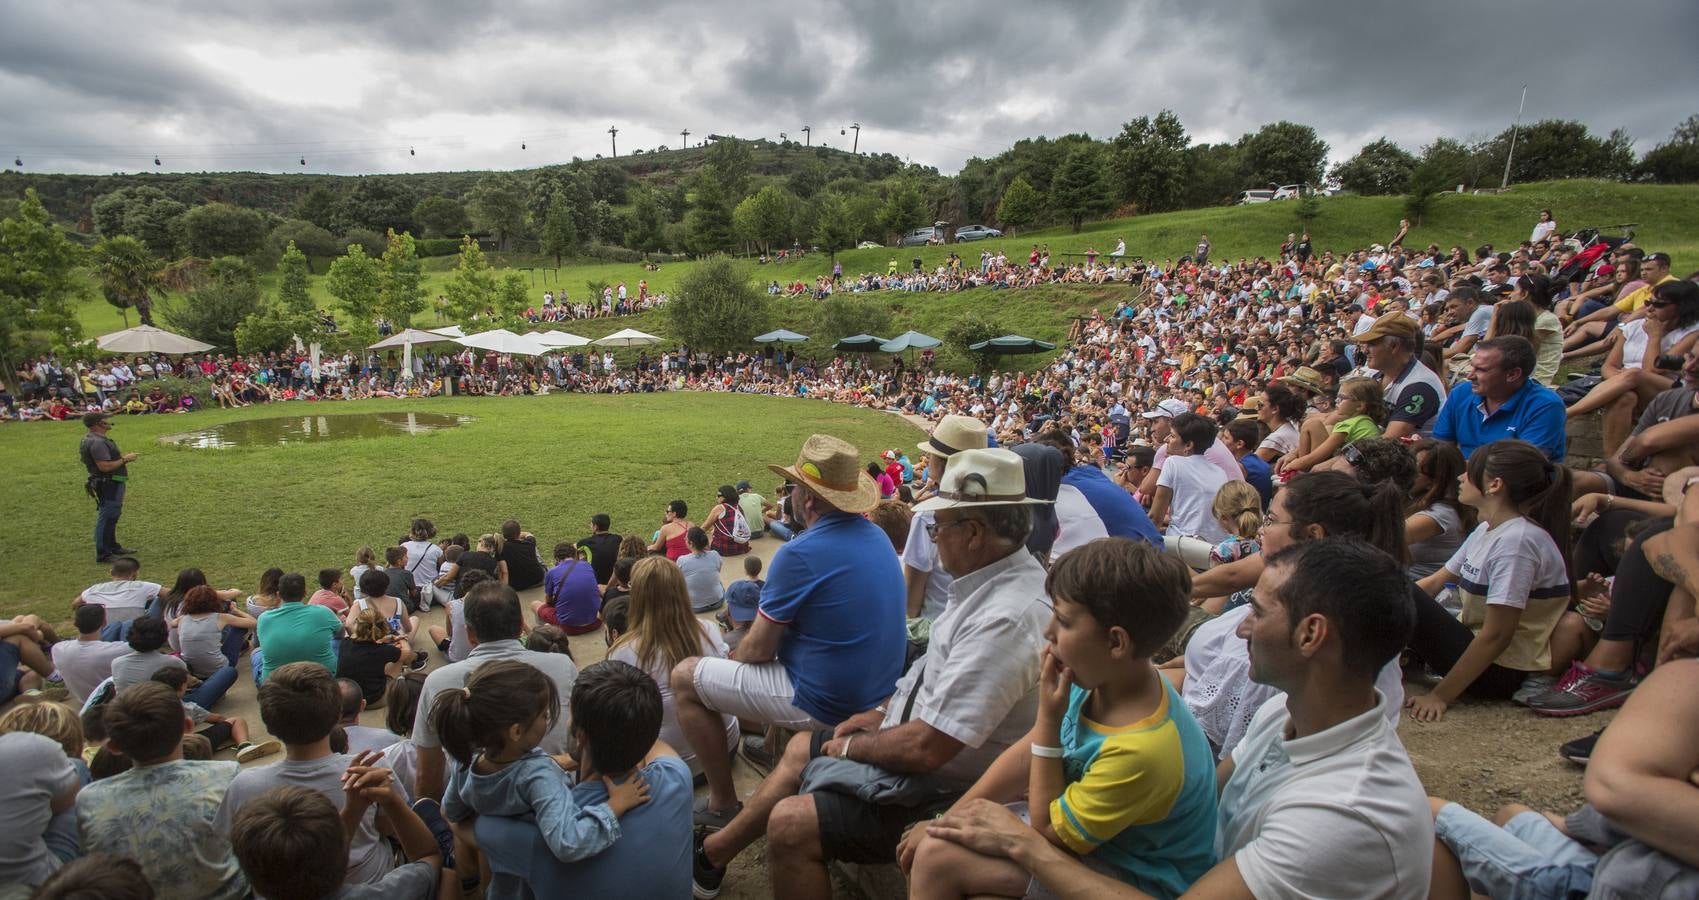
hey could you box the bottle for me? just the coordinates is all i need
[1437,582,1461,615]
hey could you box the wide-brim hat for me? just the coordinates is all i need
[917,414,989,458]
[913,449,1054,512]
[1278,366,1326,394]
[768,434,880,514]
[1351,311,1421,344]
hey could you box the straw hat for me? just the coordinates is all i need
[913,449,1053,512]
[768,434,879,513]
[917,414,989,458]
[1278,366,1326,395]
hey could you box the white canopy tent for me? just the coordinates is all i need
[96,325,214,355]
[428,325,466,338]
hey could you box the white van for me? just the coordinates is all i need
[1234,190,1275,205]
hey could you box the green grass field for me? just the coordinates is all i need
[0,394,922,621]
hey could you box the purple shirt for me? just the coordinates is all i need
[544,559,601,628]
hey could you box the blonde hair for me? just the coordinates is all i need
[1211,482,1264,541]
[0,701,84,757]
[478,533,504,554]
[1338,376,1388,426]
[611,557,704,672]
[350,608,393,643]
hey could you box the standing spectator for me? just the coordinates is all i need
[78,412,139,563]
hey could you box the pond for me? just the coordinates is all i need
[162,412,474,449]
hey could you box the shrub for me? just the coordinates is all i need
[415,238,460,258]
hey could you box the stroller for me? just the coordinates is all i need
[1552,222,1636,285]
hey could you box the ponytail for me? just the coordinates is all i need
[426,660,557,767]
[1467,440,1574,592]
[1362,480,1411,568]
[1211,481,1264,541]
[1282,471,1410,567]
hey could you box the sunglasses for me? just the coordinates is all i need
[1646,299,1675,309]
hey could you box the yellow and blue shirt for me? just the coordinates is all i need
[1052,680,1218,898]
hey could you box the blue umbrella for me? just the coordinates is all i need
[879,330,943,353]
[754,329,810,343]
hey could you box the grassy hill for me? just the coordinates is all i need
[70,180,1698,371]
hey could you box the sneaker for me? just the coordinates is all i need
[409,654,429,672]
[692,796,742,831]
[1560,729,1602,765]
[1512,673,1558,706]
[692,829,726,899]
[236,739,282,763]
[740,734,776,774]
[1528,668,1635,717]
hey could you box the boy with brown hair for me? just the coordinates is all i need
[149,666,279,762]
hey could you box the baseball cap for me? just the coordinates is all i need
[735,480,751,491]
[1142,398,1191,419]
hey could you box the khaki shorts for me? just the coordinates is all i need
[692,657,826,732]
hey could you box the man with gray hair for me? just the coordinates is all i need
[1351,310,1446,440]
[691,448,1054,899]
[903,414,989,618]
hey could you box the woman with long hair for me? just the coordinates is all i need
[705,485,751,557]
[162,568,244,662]
[650,500,693,561]
[244,567,284,618]
[1407,440,1576,721]
[338,608,419,706]
[1566,280,1699,456]
[1404,440,1476,580]
[607,558,738,778]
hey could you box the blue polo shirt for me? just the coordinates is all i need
[759,511,906,725]
[1061,464,1163,547]
[1432,378,1567,461]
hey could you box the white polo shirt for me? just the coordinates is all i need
[1218,692,1432,899]
[78,579,161,623]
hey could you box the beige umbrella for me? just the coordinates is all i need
[96,325,215,355]
[591,327,662,348]
[370,329,459,380]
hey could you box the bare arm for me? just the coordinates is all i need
[415,745,446,803]
[1586,658,1699,869]
[1190,554,1264,600]
[1403,512,1444,546]
[734,614,785,664]
[902,565,930,619]
[824,719,964,774]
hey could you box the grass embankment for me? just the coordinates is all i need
[0,394,922,620]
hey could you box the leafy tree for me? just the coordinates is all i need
[443,237,498,323]
[494,272,529,328]
[267,219,340,266]
[1182,142,1246,207]
[733,185,798,254]
[1240,121,1329,188]
[540,191,578,266]
[876,181,927,240]
[587,163,632,205]
[1640,114,1699,183]
[1049,145,1113,232]
[332,179,415,235]
[666,256,772,352]
[324,245,382,335]
[92,186,185,258]
[91,235,163,326]
[0,189,87,383]
[1474,120,1637,185]
[1330,138,1417,195]
[589,200,621,244]
[411,196,468,238]
[378,230,426,328]
[179,202,268,259]
[1405,138,1471,225]
[468,173,527,251]
[1109,109,1190,212]
[684,172,735,256]
[625,188,667,252]
[295,186,340,231]
[944,311,1004,374]
[164,257,261,351]
[812,194,861,260]
[996,175,1042,234]
[816,294,892,344]
[788,159,829,199]
[707,137,754,198]
[340,228,386,257]
[1294,194,1322,232]
[236,241,319,353]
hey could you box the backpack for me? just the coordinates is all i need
[730,504,752,543]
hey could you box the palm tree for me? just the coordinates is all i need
[91,235,164,326]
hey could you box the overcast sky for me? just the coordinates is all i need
[4,1,1695,179]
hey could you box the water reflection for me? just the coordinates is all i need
[163,412,474,449]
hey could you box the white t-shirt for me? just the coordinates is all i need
[1620,318,1699,370]
[901,510,954,620]
[1154,438,1246,485]
[0,732,79,887]
[1157,454,1231,543]
[79,579,161,620]
[608,619,738,778]
[1443,517,1572,672]
[401,540,442,587]
[1218,693,1433,899]
[51,639,132,701]
[1259,421,1299,456]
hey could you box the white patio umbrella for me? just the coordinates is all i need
[590,327,662,348]
[96,325,214,355]
[427,325,466,338]
[455,328,549,356]
[527,330,591,348]
[370,329,459,380]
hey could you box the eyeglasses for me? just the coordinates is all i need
[924,518,972,541]
[1262,512,1290,528]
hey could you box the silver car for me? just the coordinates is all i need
[953,225,1003,242]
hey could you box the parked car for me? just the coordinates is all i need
[1234,190,1275,205]
[1271,184,1308,201]
[898,226,940,247]
[856,240,883,249]
[953,225,1002,242]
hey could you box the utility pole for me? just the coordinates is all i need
[680,128,690,150]
[608,125,619,158]
[850,123,860,154]
[802,125,811,147]
[1500,84,1527,190]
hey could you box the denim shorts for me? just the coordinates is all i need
[1436,803,1596,900]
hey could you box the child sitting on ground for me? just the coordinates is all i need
[0,701,84,886]
[1279,376,1385,474]
[149,667,279,763]
[717,555,763,651]
[378,673,427,805]
[434,659,651,867]
[430,568,485,662]
[907,538,1218,899]
[1149,412,1232,543]
[1208,481,1264,568]
[310,568,349,614]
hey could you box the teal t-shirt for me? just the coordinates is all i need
[256,602,342,680]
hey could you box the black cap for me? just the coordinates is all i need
[82,411,112,428]
[735,480,751,491]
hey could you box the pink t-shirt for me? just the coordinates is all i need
[309,589,348,614]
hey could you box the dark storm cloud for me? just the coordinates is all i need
[2,0,1694,176]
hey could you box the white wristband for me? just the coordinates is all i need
[1030,743,1065,759]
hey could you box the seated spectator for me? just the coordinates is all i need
[706,485,752,556]
[73,556,160,640]
[1149,413,1232,543]
[736,481,773,540]
[576,514,623,586]
[1566,280,1699,456]
[350,547,378,602]
[216,662,396,885]
[651,500,693,560]
[148,667,278,763]
[377,673,427,805]
[499,519,548,591]
[907,539,1216,898]
[381,546,418,615]
[719,555,763,651]
[338,609,419,706]
[919,537,1432,899]
[1220,418,1272,508]
[1278,376,1385,474]
[111,615,234,710]
[475,660,694,898]
[49,604,130,701]
[455,535,506,592]
[1432,336,1567,461]
[30,854,154,900]
[1408,440,1577,720]
[427,558,472,664]
[169,584,255,678]
[400,517,445,611]
[532,541,603,635]
[247,567,285,618]
[347,569,414,640]
[1404,440,1475,580]
[77,681,247,898]
[254,572,343,684]
[1208,481,1264,567]
[609,557,739,779]
[336,677,400,755]
[308,567,349,614]
[1570,346,1699,508]
[676,527,725,613]
[905,416,992,619]
[0,727,80,889]
[231,781,452,900]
